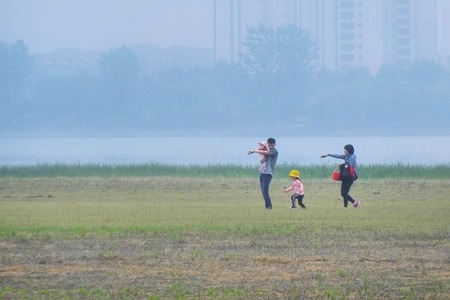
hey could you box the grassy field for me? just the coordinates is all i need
[0,164,449,299]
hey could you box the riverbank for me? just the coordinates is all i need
[1,163,449,179]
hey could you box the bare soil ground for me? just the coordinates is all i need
[1,232,448,299]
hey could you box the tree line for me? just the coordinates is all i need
[1,25,449,136]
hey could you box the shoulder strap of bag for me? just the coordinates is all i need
[344,154,355,164]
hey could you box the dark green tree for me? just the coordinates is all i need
[238,24,318,126]
[238,24,318,80]
[406,59,448,86]
[374,60,450,131]
[98,46,141,122]
[99,45,140,86]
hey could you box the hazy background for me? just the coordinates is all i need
[1,0,449,138]
[0,0,215,53]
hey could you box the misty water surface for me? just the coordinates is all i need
[1,136,449,166]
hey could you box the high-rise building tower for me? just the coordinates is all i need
[258,0,383,73]
[335,0,364,68]
[382,0,438,66]
[215,0,448,73]
[436,0,450,67]
[213,0,259,64]
[259,0,301,27]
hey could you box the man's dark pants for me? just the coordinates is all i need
[260,174,273,209]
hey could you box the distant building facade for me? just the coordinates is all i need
[32,45,215,75]
[130,44,214,74]
[32,49,101,74]
[32,0,449,75]
[215,0,450,74]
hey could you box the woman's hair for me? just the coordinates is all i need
[344,144,354,154]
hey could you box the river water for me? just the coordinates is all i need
[1,136,449,166]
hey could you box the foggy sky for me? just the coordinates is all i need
[0,0,215,53]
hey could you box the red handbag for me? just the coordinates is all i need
[332,167,340,181]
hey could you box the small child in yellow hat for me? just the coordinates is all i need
[284,169,306,209]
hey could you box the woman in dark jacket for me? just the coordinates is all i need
[322,144,360,208]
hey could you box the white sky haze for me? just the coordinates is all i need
[0,0,214,53]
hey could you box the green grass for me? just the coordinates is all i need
[0,162,449,179]
[0,177,448,237]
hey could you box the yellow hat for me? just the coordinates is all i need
[288,170,300,178]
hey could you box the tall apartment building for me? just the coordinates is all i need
[213,0,260,64]
[259,0,383,73]
[383,0,434,66]
[217,0,449,74]
[379,0,450,69]
[436,0,450,67]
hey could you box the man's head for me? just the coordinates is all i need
[267,138,276,149]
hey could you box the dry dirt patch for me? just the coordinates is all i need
[1,233,448,299]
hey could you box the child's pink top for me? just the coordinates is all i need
[285,179,304,195]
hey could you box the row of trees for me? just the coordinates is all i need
[1,25,449,136]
